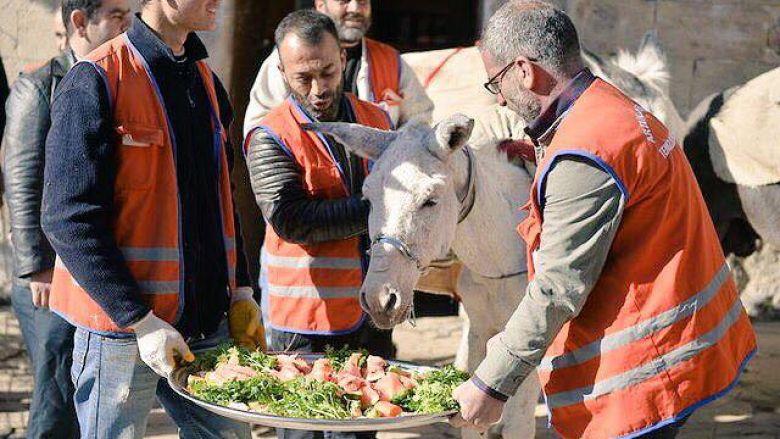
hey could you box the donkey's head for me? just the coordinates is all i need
[304,114,474,328]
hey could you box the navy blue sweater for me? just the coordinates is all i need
[42,15,250,337]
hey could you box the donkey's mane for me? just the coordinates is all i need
[466,137,531,204]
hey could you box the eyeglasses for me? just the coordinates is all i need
[483,58,537,95]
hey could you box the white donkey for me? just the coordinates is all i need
[305,116,537,438]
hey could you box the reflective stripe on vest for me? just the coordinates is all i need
[539,263,730,372]
[48,33,238,334]
[257,94,391,334]
[519,79,756,439]
[545,294,747,410]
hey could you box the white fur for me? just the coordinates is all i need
[614,48,670,94]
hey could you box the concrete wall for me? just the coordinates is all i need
[562,0,780,115]
[0,0,61,82]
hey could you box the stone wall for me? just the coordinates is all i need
[563,0,780,115]
[0,0,61,84]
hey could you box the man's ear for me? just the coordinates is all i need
[340,48,347,71]
[314,0,326,12]
[517,57,537,92]
[70,9,88,37]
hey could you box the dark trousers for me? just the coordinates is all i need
[636,415,690,439]
[10,283,79,438]
[270,322,395,439]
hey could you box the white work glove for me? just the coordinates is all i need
[130,311,194,377]
[229,287,266,351]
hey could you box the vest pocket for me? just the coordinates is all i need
[114,124,165,190]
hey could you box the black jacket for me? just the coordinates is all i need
[0,56,9,142]
[2,51,73,282]
[246,98,370,246]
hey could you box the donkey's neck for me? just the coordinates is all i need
[450,144,530,278]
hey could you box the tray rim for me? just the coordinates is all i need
[167,351,458,431]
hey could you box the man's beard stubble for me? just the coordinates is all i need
[292,81,344,122]
[506,85,542,124]
[335,13,371,46]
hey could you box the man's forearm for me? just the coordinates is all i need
[473,157,625,397]
[247,128,369,245]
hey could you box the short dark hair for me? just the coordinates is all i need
[274,9,340,48]
[61,0,103,33]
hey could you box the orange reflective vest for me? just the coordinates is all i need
[365,38,400,106]
[49,34,238,334]
[518,79,757,438]
[256,95,391,334]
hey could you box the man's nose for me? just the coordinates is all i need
[346,0,361,13]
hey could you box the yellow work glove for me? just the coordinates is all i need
[228,287,266,351]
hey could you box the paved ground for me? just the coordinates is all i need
[1,308,779,438]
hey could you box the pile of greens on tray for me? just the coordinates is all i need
[185,345,469,419]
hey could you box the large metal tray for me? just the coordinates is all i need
[168,353,456,432]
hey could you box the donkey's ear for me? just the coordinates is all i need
[302,122,397,160]
[430,114,474,160]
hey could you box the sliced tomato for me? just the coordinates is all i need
[360,385,381,408]
[373,372,407,401]
[398,375,418,390]
[374,401,403,418]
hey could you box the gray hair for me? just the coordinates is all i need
[481,0,583,77]
[275,9,339,48]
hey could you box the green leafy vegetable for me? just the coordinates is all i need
[394,365,469,413]
[267,378,352,419]
[188,345,468,419]
[191,343,233,371]
[189,374,283,407]
[192,345,277,372]
[323,345,368,370]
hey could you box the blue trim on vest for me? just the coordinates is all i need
[260,247,367,337]
[257,125,293,159]
[619,348,756,439]
[396,50,402,90]
[52,309,136,339]
[267,313,367,337]
[123,34,187,324]
[364,40,400,104]
[537,149,630,208]
[289,97,351,195]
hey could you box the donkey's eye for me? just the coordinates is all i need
[422,198,439,208]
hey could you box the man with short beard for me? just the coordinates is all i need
[452,2,756,439]
[243,0,433,137]
[245,9,394,439]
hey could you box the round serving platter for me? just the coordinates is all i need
[168,353,457,432]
